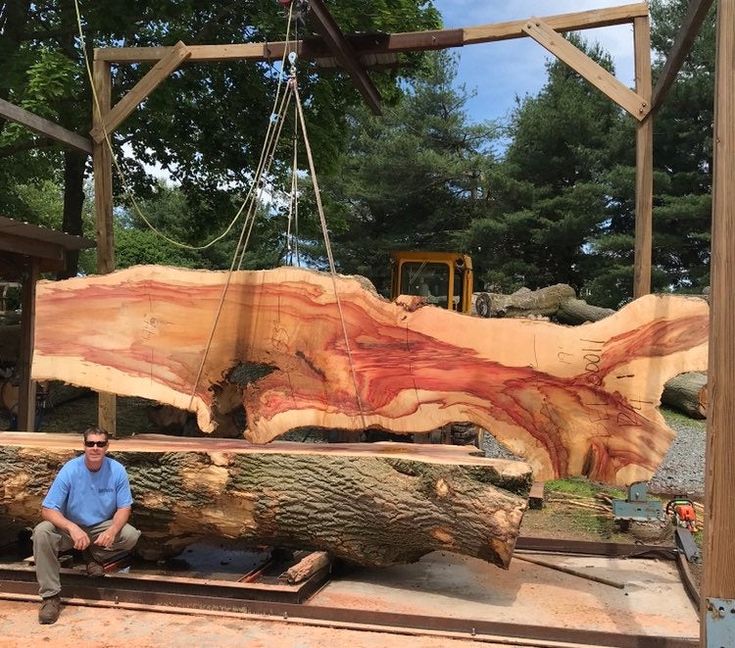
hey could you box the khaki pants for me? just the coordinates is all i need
[33,519,141,599]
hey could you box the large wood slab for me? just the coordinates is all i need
[0,433,531,567]
[32,265,709,483]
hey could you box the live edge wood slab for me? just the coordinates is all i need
[31,265,709,484]
[0,433,531,567]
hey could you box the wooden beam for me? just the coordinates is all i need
[651,0,714,112]
[94,4,649,64]
[90,41,190,142]
[702,0,735,632]
[16,258,38,431]
[307,0,381,115]
[463,3,649,44]
[0,232,65,263]
[92,59,116,437]
[0,98,92,154]
[522,19,649,121]
[633,16,653,299]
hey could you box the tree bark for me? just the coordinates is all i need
[282,552,331,584]
[661,372,708,419]
[474,284,576,319]
[59,149,87,279]
[556,298,616,325]
[32,265,710,484]
[0,432,531,567]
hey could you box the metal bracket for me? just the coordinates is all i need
[705,598,735,647]
[612,481,663,522]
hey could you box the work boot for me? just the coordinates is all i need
[38,594,61,624]
[83,550,105,577]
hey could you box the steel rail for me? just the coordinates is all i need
[0,571,696,648]
[0,581,694,646]
[0,564,328,604]
[515,536,678,560]
[676,552,701,611]
[0,537,696,646]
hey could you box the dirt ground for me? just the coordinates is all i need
[0,598,511,648]
[0,393,703,646]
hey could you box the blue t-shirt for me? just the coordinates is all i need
[42,455,134,527]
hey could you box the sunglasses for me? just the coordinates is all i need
[84,440,108,448]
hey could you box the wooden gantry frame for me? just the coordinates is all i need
[0,0,732,641]
[85,2,659,433]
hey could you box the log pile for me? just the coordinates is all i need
[0,432,531,567]
[32,265,709,484]
[473,284,615,324]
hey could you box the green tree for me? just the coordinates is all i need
[460,35,626,299]
[316,52,500,293]
[0,0,441,274]
[584,0,715,305]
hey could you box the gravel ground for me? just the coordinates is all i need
[481,408,707,499]
[649,410,706,498]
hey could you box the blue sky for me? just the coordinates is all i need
[432,0,638,125]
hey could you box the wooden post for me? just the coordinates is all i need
[92,59,117,436]
[702,0,735,642]
[16,258,38,431]
[633,16,653,299]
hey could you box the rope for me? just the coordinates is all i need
[188,81,295,410]
[73,0,366,427]
[293,80,367,428]
[72,0,296,252]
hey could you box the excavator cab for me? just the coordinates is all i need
[390,251,473,314]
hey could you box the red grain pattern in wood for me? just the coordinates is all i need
[33,266,709,484]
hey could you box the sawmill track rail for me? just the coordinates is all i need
[0,537,700,647]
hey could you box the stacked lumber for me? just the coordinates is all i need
[32,265,709,484]
[0,432,531,567]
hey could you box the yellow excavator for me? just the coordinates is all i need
[389,251,474,314]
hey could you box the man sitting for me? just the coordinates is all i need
[33,426,141,624]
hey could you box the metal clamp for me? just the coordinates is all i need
[705,598,735,646]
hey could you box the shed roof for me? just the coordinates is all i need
[0,216,95,276]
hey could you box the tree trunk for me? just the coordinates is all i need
[32,265,709,484]
[0,432,531,567]
[474,284,576,318]
[56,0,91,280]
[58,150,87,279]
[556,298,615,324]
[661,372,708,419]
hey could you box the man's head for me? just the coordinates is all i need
[82,426,109,471]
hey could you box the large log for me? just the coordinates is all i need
[661,371,708,419]
[32,265,709,484]
[556,297,616,325]
[0,432,531,567]
[474,284,576,319]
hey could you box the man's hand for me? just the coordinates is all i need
[93,528,117,548]
[68,524,90,550]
